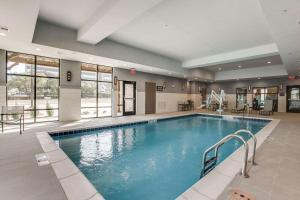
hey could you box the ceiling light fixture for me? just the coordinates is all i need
[267,61,271,64]
[35,48,41,51]
[238,65,242,68]
[257,77,261,80]
[0,32,6,37]
[218,67,222,71]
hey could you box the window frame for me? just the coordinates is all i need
[81,63,113,119]
[6,51,60,123]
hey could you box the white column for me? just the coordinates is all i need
[59,87,81,121]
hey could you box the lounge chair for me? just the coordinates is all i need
[0,106,24,134]
[259,100,274,115]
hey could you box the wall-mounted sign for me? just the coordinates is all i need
[130,68,136,76]
[66,71,72,82]
[288,76,296,80]
[156,86,164,91]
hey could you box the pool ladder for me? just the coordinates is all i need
[200,129,257,178]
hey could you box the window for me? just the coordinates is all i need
[252,86,278,111]
[6,52,60,122]
[236,88,247,108]
[81,64,112,118]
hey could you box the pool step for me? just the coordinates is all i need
[201,156,217,177]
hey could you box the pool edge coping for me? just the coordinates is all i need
[177,115,280,200]
[35,112,279,200]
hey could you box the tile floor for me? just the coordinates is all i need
[0,110,299,200]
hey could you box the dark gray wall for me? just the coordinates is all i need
[114,68,190,93]
[190,81,207,94]
[206,77,300,94]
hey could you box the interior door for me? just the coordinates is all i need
[123,81,136,115]
[287,86,300,112]
[145,82,156,114]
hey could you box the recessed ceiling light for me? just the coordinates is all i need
[0,32,6,37]
[218,67,222,71]
[257,77,261,80]
[35,48,41,51]
[238,65,242,68]
[267,61,271,64]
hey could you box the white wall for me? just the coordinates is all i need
[59,87,81,121]
[156,93,188,113]
[190,94,202,108]
[59,59,82,121]
[137,92,145,115]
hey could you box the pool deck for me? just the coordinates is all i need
[0,110,299,200]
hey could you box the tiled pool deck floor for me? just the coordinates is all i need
[0,110,299,200]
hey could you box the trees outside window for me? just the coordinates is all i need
[6,52,59,122]
[81,63,112,118]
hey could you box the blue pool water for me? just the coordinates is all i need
[53,115,269,200]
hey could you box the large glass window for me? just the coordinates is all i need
[252,86,278,111]
[81,64,112,118]
[6,52,60,122]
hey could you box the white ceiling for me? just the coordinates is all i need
[201,55,282,72]
[258,0,300,75]
[39,0,105,29]
[1,0,299,81]
[109,0,275,61]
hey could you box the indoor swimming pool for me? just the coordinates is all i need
[52,114,269,200]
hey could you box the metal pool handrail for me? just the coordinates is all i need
[201,134,249,178]
[232,129,257,165]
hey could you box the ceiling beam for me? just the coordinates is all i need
[215,65,287,81]
[77,0,164,44]
[182,43,279,68]
[0,0,39,43]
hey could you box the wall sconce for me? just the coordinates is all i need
[114,76,118,85]
[279,84,283,90]
[66,71,72,82]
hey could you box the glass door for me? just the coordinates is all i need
[287,86,300,112]
[123,81,136,115]
[236,88,247,108]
